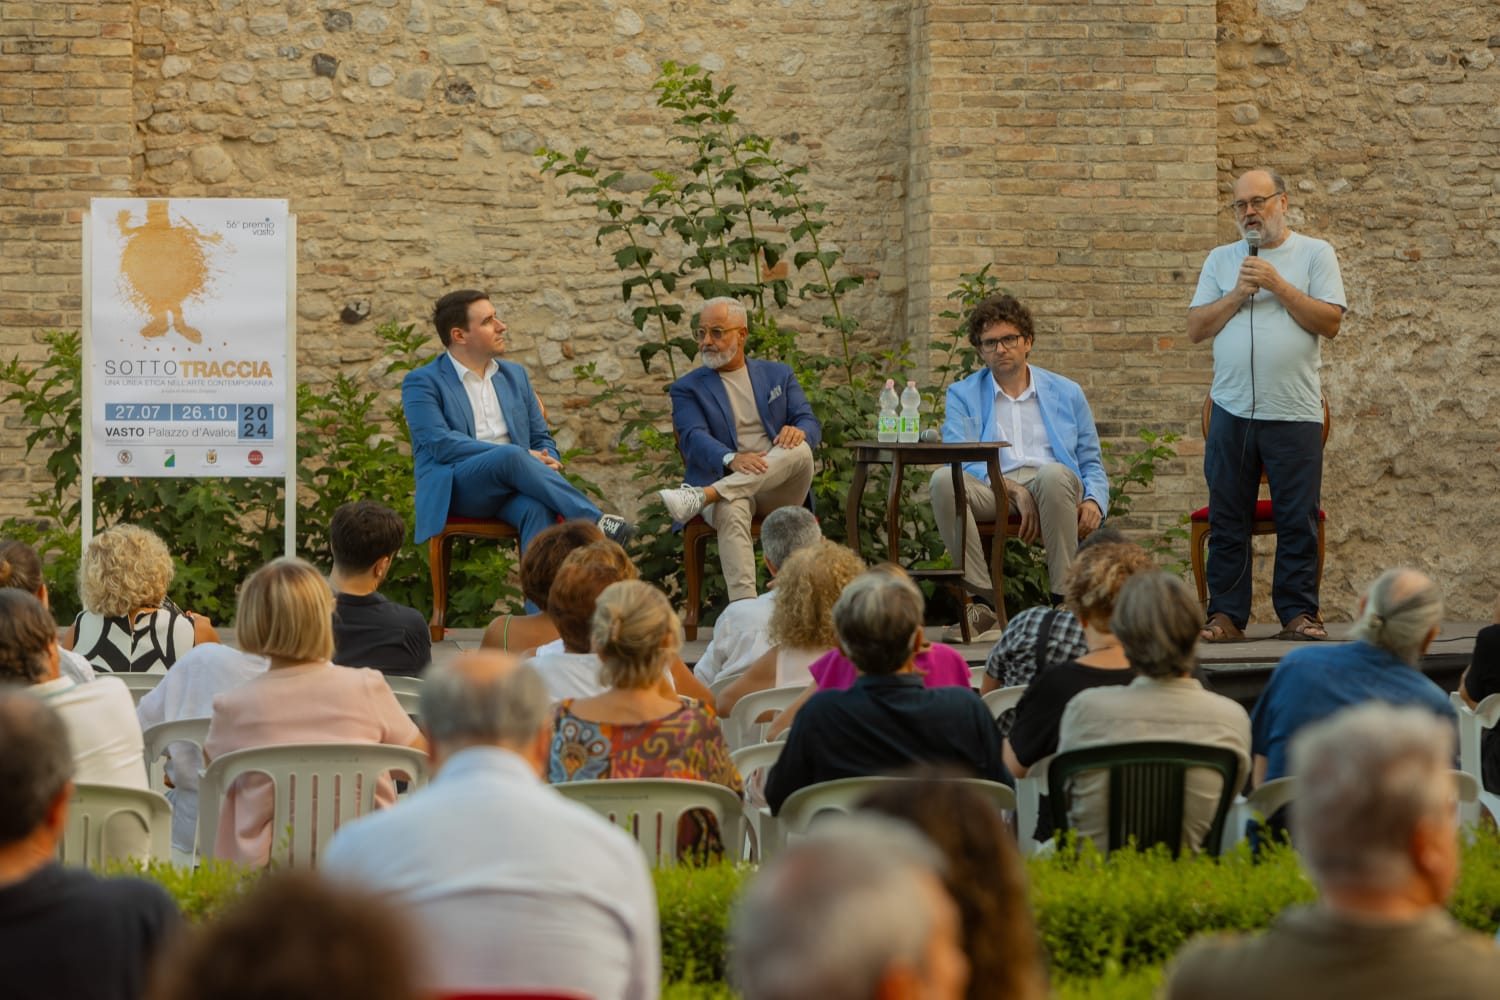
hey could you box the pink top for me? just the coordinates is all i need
[203,661,421,866]
[809,642,973,691]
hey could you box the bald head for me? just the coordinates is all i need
[420,651,551,754]
[1350,568,1443,665]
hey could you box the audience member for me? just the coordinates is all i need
[0,539,94,684]
[0,691,178,1000]
[481,518,603,654]
[150,873,419,1000]
[328,500,430,676]
[203,558,425,866]
[1003,542,1154,779]
[136,642,268,860]
[977,525,1127,697]
[718,539,864,716]
[65,524,217,672]
[1058,572,1251,853]
[765,570,1006,814]
[730,815,969,1000]
[1458,619,1500,791]
[0,589,146,788]
[693,505,822,686]
[1251,567,1452,787]
[528,540,639,701]
[1165,703,1500,999]
[324,652,660,999]
[858,773,1048,1000]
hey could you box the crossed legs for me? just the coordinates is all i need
[702,443,815,601]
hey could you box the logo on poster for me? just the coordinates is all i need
[163,450,175,469]
[205,450,218,466]
[248,450,264,466]
[117,450,132,465]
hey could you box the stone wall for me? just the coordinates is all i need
[3,0,1497,619]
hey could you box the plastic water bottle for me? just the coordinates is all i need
[899,381,921,442]
[877,379,899,442]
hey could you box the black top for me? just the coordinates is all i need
[1006,658,1136,767]
[0,863,179,1000]
[1463,623,1500,792]
[765,673,1007,813]
[332,591,432,677]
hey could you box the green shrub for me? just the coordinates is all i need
[1054,964,1162,1000]
[654,862,750,984]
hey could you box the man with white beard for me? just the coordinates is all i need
[658,297,821,603]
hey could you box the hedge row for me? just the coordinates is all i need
[121,826,1500,995]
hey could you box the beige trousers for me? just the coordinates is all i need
[927,463,1082,595]
[703,442,815,601]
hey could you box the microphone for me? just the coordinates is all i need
[1246,229,1261,257]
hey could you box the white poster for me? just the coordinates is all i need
[87,198,290,478]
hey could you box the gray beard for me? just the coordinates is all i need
[700,349,731,370]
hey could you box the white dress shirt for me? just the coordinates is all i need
[32,675,148,789]
[323,746,660,1000]
[446,352,510,445]
[693,590,778,684]
[993,369,1057,473]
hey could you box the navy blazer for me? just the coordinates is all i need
[402,354,559,543]
[669,359,821,491]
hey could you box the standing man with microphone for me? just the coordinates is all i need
[1188,169,1347,643]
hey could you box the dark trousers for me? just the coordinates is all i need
[1203,404,1322,628]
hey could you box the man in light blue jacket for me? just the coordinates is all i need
[930,294,1108,635]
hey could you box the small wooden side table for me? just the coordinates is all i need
[843,440,1010,640]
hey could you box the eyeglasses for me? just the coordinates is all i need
[700,325,745,341]
[977,334,1026,354]
[1229,192,1284,216]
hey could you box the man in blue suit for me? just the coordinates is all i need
[657,298,820,603]
[402,290,632,575]
[930,294,1108,637]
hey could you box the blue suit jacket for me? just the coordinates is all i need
[402,354,560,543]
[670,359,821,491]
[941,365,1110,515]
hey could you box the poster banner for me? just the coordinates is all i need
[88,198,290,478]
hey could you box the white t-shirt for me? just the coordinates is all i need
[33,675,148,789]
[1190,231,1346,423]
[528,650,606,702]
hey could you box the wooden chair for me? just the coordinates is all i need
[681,514,765,641]
[1190,396,1330,610]
[428,516,521,642]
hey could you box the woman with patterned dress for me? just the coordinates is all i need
[548,580,741,859]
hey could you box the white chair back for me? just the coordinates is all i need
[116,672,164,706]
[141,717,211,796]
[969,665,986,689]
[767,776,1017,857]
[1014,755,1053,855]
[731,740,786,786]
[1219,776,1298,854]
[60,783,172,867]
[554,778,748,867]
[1451,691,1500,828]
[196,742,428,868]
[723,684,807,751]
[708,670,741,702]
[982,685,1026,721]
[383,675,424,717]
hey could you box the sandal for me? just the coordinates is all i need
[1276,613,1327,641]
[1201,612,1247,644]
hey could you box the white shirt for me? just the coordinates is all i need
[694,590,778,685]
[58,647,95,685]
[33,675,148,789]
[527,650,606,702]
[446,352,510,445]
[323,747,660,1000]
[135,642,269,854]
[993,369,1057,474]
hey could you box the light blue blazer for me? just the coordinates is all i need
[402,354,559,543]
[940,365,1109,516]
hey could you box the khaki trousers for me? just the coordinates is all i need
[927,463,1082,595]
[703,442,815,601]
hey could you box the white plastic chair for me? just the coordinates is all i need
[765,776,1017,857]
[723,684,807,751]
[969,664,986,689]
[1219,776,1298,854]
[731,740,787,860]
[60,783,172,867]
[141,717,211,796]
[982,685,1026,722]
[554,778,748,867]
[196,742,428,868]
[708,670,742,703]
[383,675,424,717]
[116,672,165,706]
[1451,691,1500,828]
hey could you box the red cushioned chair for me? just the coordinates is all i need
[1189,396,1329,611]
[427,516,520,643]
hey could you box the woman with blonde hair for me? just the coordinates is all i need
[718,539,865,716]
[203,557,424,867]
[549,580,740,856]
[65,524,218,673]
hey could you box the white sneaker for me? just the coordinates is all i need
[941,602,1000,644]
[659,483,708,522]
[596,514,635,545]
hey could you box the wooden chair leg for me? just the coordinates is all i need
[429,534,452,644]
[1190,521,1210,612]
[683,529,706,642]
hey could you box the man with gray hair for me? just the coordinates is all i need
[693,505,822,685]
[0,690,179,1000]
[657,297,821,603]
[1166,703,1500,998]
[1249,567,1453,787]
[323,652,659,999]
[731,815,969,1000]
